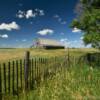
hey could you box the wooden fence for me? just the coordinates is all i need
[0,51,69,98]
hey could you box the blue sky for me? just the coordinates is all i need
[0,0,88,48]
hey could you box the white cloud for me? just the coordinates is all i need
[26,10,36,19]
[60,38,86,48]
[16,10,24,18]
[38,9,45,16]
[0,22,20,31]
[16,9,45,19]
[0,34,8,39]
[60,38,68,42]
[60,38,70,47]
[53,14,67,25]
[54,15,59,18]
[61,21,67,25]
[69,40,85,48]
[16,39,27,42]
[18,14,24,18]
[37,29,54,36]
[86,44,92,48]
[72,27,81,33]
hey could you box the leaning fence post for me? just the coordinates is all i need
[24,51,30,90]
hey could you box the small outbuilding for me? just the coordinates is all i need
[33,38,65,49]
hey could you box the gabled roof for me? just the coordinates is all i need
[34,38,64,46]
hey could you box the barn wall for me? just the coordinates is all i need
[33,38,65,49]
[43,45,65,49]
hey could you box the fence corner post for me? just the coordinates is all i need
[24,51,30,91]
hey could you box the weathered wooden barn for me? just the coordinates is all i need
[33,38,65,49]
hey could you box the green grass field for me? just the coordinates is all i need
[7,64,100,100]
[0,48,100,100]
[26,65,100,100]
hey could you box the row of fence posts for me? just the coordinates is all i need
[25,51,70,91]
[0,51,70,99]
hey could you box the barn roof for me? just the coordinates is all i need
[34,38,64,46]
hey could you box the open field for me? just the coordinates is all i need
[0,48,99,62]
[8,64,100,100]
[0,48,100,100]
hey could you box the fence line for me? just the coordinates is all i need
[0,51,69,99]
[1,51,99,99]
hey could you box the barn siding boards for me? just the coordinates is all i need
[33,38,65,49]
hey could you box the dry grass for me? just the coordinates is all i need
[0,48,99,62]
[11,64,100,100]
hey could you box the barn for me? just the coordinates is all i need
[33,38,65,49]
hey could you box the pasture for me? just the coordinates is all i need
[0,48,99,62]
[18,64,100,100]
[0,48,100,100]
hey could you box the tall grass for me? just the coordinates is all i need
[0,48,99,62]
[8,64,100,100]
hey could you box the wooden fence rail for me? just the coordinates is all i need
[0,51,99,99]
[0,51,68,99]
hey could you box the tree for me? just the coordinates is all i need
[71,0,100,49]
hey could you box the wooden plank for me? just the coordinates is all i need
[29,59,31,89]
[20,60,22,90]
[16,60,19,93]
[8,62,10,93]
[3,63,6,93]
[32,59,34,85]
[34,58,36,80]
[12,61,15,95]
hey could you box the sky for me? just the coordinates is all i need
[0,0,89,48]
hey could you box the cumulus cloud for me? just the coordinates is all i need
[16,9,45,19]
[16,10,25,18]
[0,34,8,39]
[37,29,54,36]
[61,21,67,25]
[60,38,70,47]
[60,38,68,42]
[53,14,67,25]
[26,10,36,19]
[54,15,59,18]
[35,9,45,16]
[72,27,81,33]
[60,38,85,48]
[0,22,20,31]
[68,40,84,48]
